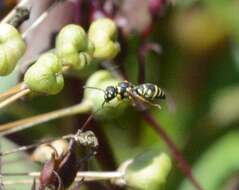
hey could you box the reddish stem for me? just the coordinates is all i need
[89,0,109,22]
[137,42,161,84]
[141,110,204,190]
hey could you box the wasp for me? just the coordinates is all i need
[84,80,166,109]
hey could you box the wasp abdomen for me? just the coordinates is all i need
[134,83,165,100]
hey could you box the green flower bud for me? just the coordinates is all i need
[124,151,171,190]
[87,40,95,57]
[24,53,64,95]
[56,24,91,70]
[88,18,120,60]
[83,70,127,118]
[0,23,26,76]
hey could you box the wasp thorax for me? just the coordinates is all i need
[118,81,132,90]
[117,81,132,100]
[104,86,117,102]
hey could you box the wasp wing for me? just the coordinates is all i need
[127,90,162,109]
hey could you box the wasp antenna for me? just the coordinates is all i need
[83,86,105,93]
[80,114,94,131]
[80,104,105,131]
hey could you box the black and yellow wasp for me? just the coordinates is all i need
[85,80,166,109]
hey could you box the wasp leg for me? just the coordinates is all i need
[101,101,106,109]
[128,96,136,107]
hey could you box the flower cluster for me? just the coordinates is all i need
[0,18,120,95]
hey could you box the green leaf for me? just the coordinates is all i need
[1,137,40,189]
[179,131,239,190]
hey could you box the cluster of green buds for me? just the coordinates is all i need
[55,18,120,70]
[25,18,120,95]
[0,23,26,76]
[0,18,120,95]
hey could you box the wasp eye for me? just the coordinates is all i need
[104,86,116,102]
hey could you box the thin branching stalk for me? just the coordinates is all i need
[0,84,29,107]
[0,83,25,101]
[21,11,49,39]
[1,0,31,24]
[2,179,34,186]
[0,87,28,105]
[0,88,30,110]
[0,135,68,156]
[0,100,93,136]
[0,86,30,110]
[2,171,124,185]
[21,0,62,39]
[2,171,123,180]
[1,128,96,156]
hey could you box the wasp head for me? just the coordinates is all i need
[104,86,117,102]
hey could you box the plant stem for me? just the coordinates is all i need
[0,133,75,156]
[141,111,204,190]
[2,171,124,185]
[0,126,98,157]
[2,0,61,37]
[1,0,31,24]
[137,42,161,84]
[0,88,30,110]
[0,100,93,136]
[21,0,61,39]
[21,11,48,39]
[0,82,26,101]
